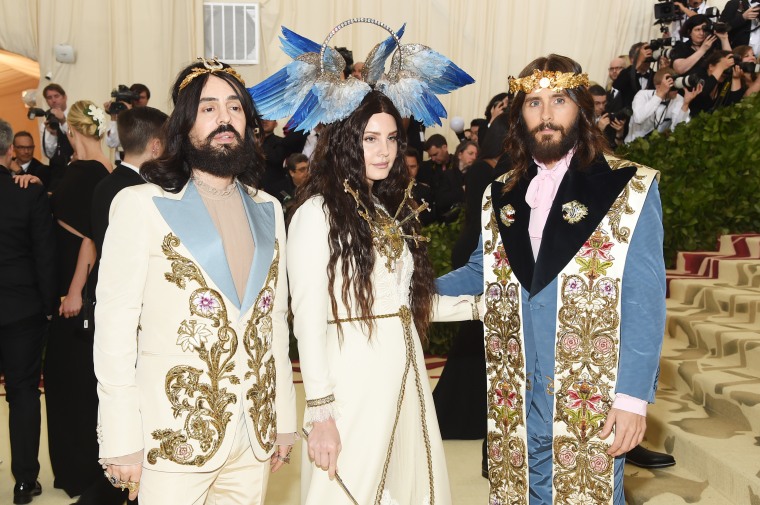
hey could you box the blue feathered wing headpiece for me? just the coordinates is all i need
[249,18,474,132]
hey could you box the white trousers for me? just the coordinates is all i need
[139,418,271,505]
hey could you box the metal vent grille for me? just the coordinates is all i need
[203,2,260,64]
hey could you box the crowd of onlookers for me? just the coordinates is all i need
[593,0,760,146]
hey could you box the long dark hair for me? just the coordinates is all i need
[504,54,609,190]
[291,91,436,341]
[141,61,265,192]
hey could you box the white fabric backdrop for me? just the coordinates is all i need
[0,0,731,144]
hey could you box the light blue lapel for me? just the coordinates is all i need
[238,183,275,317]
[153,181,241,309]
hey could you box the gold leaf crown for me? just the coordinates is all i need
[178,57,245,92]
[508,69,589,94]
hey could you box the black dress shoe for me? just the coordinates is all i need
[13,481,42,505]
[625,444,676,468]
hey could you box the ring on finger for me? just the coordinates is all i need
[103,471,118,486]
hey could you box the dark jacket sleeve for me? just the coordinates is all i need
[29,185,57,317]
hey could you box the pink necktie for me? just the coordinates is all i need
[526,169,560,239]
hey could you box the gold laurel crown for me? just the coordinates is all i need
[508,70,589,94]
[178,57,245,92]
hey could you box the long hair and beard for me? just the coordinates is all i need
[184,124,256,179]
[503,54,610,191]
[524,118,580,164]
[290,91,436,342]
[141,62,265,192]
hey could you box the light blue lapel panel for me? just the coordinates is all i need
[153,181,241,309]
[238,183,275,317]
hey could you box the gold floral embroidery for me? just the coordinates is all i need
[243,241,280,452]
[605,155,655,243]
[553,226,622,502]
[484,269,528,503]
[147,234,239,467]
[483,195,499,255]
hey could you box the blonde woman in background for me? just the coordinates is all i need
[44,100,122,505]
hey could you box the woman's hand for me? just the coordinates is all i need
[270,444,293,473]
[60,292,83,318]
[307,418,341,479]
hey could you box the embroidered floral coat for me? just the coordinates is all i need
[94,181,296,472]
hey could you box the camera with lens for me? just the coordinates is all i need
[740,61,760,73]
[26,107,59,129]
[609,107,633,123]
[712,21,729,34]
[673,73,704,91]
[107,84,140,115]
[654,0,680,22]
[648,38,674,62]
[649,37,673,51]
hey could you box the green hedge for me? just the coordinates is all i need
[617,92,760,266]
[423,212,464,355]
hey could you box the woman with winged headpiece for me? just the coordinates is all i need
[250,19,476,505]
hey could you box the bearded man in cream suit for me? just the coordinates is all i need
[93,59,297,505]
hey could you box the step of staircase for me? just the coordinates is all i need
[659,332,760,433]
[624,458,740,505]
[643,234,760,504]
[641,386,760,505]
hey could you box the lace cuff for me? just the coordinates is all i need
[305,394,338,425]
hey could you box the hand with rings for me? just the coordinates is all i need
[104,463,142,500]
[270,444,293,473]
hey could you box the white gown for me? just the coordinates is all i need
[288,196,475,505]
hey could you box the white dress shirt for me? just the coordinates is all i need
[40,107,69,159]
[625,90,690,143]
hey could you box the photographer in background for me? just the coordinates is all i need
[39,84,73,190]
[670,0,709,42]
[671,15,732,76]
[590,84,628,148]
[626,67,699,143]
[733,45,760,95]
[689,50,747,114]
[103,83,151,159]
[610,42,656,113]
[720,0,760,52]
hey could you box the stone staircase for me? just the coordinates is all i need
[625,234,760,505]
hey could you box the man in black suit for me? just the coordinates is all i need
[609,42,656,114]
[87,105,166,505]
[720,0,760,48]
[9,132,51,189]
[0,119,56,504]
[92,106,168,258]
[39,84,73,191]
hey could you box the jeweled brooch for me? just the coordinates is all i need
[500,205,516,227]
[562,200,588,224]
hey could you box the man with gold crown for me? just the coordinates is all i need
[438,54,666,505]
[92,58,297,504]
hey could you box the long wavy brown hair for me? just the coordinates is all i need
[504,54,610,190]
[290,91,436,341]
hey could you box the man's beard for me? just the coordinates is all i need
[185,124,250,178]
[525,119,579,165]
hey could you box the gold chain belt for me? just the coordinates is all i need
[327,307,409,325]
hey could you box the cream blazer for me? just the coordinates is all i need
[94,181,296,472]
